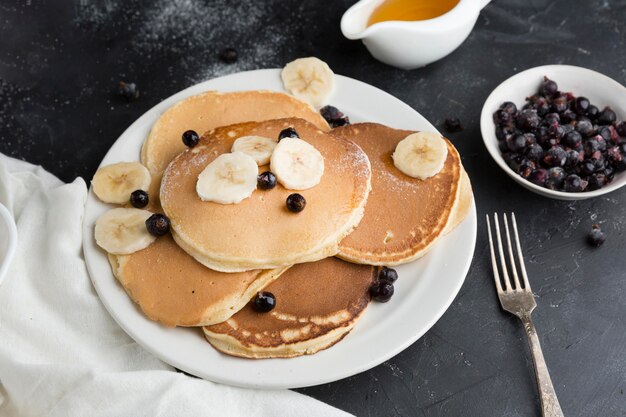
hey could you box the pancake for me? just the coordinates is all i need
[141,90,330,175]
[109,234,287,327]
[160,118,372,273]
[203,257,376,358]
[333,123,471,265]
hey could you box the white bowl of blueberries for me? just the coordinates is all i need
[481,65,626,200]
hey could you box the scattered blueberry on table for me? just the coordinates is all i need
[494,77,626,192]
[587,224,606,247]
[444,117,463,133]
[116,81,139,102]
[219,47,238,64]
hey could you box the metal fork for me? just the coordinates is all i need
[486,213,564,417]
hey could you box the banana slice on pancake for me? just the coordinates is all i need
[392,132,448,180]
[95,208,155,255]
[270,138,324,190]
[92,162,151,204]
[281,57,335,107]
[231,136,277,166]
[196,152,258,204]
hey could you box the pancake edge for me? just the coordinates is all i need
[108,253,290,327]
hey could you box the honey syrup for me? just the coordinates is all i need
[367,0,460,26]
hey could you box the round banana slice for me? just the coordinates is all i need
[95,208,156,255]
[392,132,448,180]
[281,57,335,108]
[231,136,277,166]
[196,152,258,204]
[92,162,151,204]
[270,138,324,190]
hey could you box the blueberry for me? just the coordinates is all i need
[575,118,594,137]
[528,168,548,186]
[219,47,238,64]
[130,190,149,208]
[320,105,351,128]
[565,149,582,168]
[498,140,509,153]
[278,127,299,140]
[581,159,597,176]
[574,97,590,115]
[604,165,616,181]
[597,126,612,142]
[525,143,544,162]
[145,213,170,237]
[587,105,599,120]
[506,134,527,152]
[495,126,506,141]
[253,292,276,312]
[257,171,277,190]
[506,155,524,172]
[548,123,565,141]
[116,81,139,102]
[584,137,601,154]
[379,267,398,283]
[562,130,582,148]
[369,281,394,303]
[597,107,617,125]
[561,110,577,124]
[545,167,566,190]
[551,95,568,114]
[444,117,463,133]
[616,121,626,137]
[494,109,512,125]
[543,113,560,126]
[540,77,558,97]
[543,146,567,167]
[182,130,199,147]
[518,159,535,178]
[286,193,306,212]
[516,109,540,131]
[587,173,606,191]
[564,174,586,192]
[500,101,517,114]
[587,224,606,247]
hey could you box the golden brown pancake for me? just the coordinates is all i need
[160,118,372,273]
[333,123,470,265]
[203,257,376,358]
[108,234,287,327]
[141,90,330,174]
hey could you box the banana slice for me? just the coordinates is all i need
[196,152,258,204]
[92,162,151,204]
[270,138,324,190]
[392,132,448,180]
[94,208,156,255]
[281,57,335,108]
[231,136,277,166]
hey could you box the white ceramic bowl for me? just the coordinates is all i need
[480,65,626,200]
[0,203,17,283]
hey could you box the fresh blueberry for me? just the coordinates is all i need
[518,159,536,179]
[525,144,544,162]
[565,149,582,168]
[494,109,512,125]
[561,110,577,124]
[574,96,590,115]
[444,117,463,133]
[145,214,170,237]
[369,281,394,303]
[551,95,568,113]
[616,121,626,137]
[587,105,599,120]
[564,174,587,192]
[587,224,606,247]
[219,47,238,64]
[543,146,567,167]
[562,130,582,148]
[528,168,548,186]
[379,267,398,283]
[286,193,306,212]
[545,167,566,190]
[253,292,276,312]
[130,190,149,208]
[257,171,277,190]
[516,109,540,131]
[116,81,139,102]
[597,107,617,125]
[500,101,518,114]
[587,173,607,191]
[320,105,350,128]
[182,130,200,147]
[540,77,558,97]
[278,127,299,140]
[575,118,594,137]
[506,134,527,152]
[543,113,560,126]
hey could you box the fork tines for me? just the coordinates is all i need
[486,213,531,293]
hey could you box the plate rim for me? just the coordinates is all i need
[82,69,477,389]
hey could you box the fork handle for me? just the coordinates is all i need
[521,315,565,417]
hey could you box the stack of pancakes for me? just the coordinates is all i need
[105,90,472,359]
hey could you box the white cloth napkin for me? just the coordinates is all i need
[0,154,351,417]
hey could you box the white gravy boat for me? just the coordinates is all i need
[341,0,492,69]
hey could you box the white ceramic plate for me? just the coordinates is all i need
[82,69,477,389]
[481,65,626,200]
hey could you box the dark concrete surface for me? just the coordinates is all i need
[1,0,625,415]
